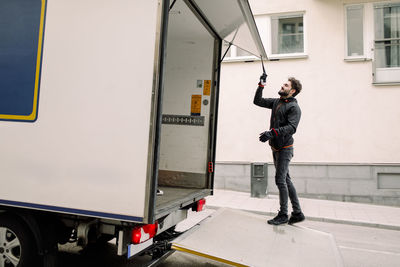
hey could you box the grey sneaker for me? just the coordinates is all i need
[288,211,305,225]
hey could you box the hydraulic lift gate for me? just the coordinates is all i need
[172,208,343,267]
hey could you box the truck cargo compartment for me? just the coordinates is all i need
[154,0,216,218]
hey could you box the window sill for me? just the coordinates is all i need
[344,57,371,62]
[222,56,258,63]
[373,82,400,86]
[222,53,309,62]
[267,53,308,60]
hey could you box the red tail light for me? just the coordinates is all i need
[131,222,158,244]
[196,198,206,212]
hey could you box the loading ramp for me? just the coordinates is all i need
[172,208,343,267]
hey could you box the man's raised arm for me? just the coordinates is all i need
[253,73,274,109]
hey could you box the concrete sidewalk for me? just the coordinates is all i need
[206,189,400,230]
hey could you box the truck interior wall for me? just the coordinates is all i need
[157,0,215,189]
[0,0,160,221]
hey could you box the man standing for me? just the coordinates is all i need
[253,74,305,225]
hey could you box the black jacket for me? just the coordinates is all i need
[253,86,301,150]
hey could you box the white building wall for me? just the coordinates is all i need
[216,0,400,164]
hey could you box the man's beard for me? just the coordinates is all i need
[278,90,289,97]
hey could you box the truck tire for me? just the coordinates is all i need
[42,249,58,267]
[0,214,38,267]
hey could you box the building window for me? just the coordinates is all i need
[222,41,257,62]
[345,4,364,59]
[271,15,304,54]
[374,2,400,84]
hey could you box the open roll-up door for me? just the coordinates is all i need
[189,0,267,58]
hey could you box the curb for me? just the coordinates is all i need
[207,205,400,231]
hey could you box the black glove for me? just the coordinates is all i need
[259,73,267,86]
[259,130,274,143]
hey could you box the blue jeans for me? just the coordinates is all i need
[273,147,302,215]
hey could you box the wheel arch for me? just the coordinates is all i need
[0,207,45,255]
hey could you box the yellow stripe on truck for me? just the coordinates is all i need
[30,0,47,121]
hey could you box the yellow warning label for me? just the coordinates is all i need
[203,80,211,96]
[191,95,202,115]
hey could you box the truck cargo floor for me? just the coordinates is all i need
[155,187,210,219]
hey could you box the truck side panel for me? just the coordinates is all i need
[0,0,160,221]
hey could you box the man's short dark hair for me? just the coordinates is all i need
[288,77,302,97]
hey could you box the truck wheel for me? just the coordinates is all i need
[0,215,38,267]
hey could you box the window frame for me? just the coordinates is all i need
[344,3,368,61]
[222,43,258,62]
[372,1,400,85]
[266,12,307,60]
[222,11,307,62]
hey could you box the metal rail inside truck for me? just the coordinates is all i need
[0,0,266,266]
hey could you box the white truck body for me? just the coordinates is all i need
[1,0,159,222]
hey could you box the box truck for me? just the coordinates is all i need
[0,0,266,265]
